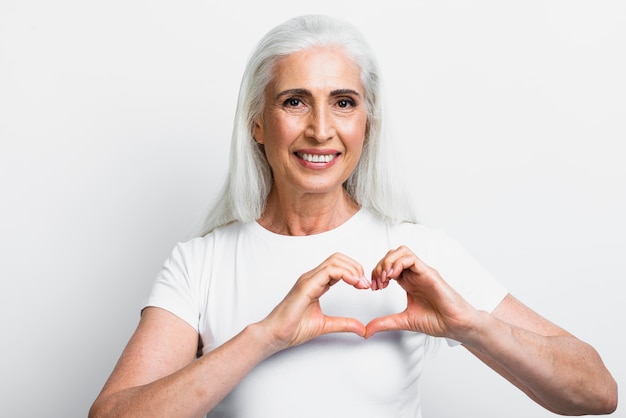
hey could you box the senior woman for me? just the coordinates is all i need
[90,15,617,418]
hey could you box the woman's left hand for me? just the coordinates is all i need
[365,246,478,340]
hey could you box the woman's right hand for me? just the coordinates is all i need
[260,252,370,350]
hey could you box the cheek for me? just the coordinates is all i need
[261,119,302,169]
[264,116,301,146]
[344,117,368,148]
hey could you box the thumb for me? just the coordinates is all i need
[323,316,366,337]
[365,313,406,338]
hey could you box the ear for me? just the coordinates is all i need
[253,119,265,144]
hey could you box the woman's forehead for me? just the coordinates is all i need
[268,47,364,94]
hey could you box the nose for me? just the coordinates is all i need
[305,106,335,142]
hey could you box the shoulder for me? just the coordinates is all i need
[185,220,250,247]
[382,215,443,248]
[365,210,475,268]
[360,208,437,233]
[170,221,250,265]
[356,208,446,258]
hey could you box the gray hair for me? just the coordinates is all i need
[198,15,416,235]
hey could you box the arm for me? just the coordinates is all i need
[463,294,617,415]
[89,253,369,418]
[366,246,617,415]
[88,307,276,418]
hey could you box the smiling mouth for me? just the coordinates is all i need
[295,152,339,163]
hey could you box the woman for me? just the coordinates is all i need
[90,15,617,417]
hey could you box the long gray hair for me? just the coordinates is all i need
[198,15,416,236]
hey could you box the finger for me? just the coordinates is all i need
[295,265,369,304]
[334,253,369,288]
[371,247,416,290]
[323,316,366,337]
[372,246,411,277]
[370,268,381,291]
[387,253,421,279]
[371,257,393,291]
[317,254,369,289]
[385,254,433,289]
[364,313,406,338]
[387,247,423,275]
[379,269,389,290]
[371,248,395,279]
[319,265,370,290]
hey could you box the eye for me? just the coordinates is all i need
[283,98,302,107]
[336,98,355,108]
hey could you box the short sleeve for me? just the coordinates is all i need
[429,230,508,346]
[430,231,507,311]
[142,238,207,331]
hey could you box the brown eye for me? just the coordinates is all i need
[284,98,302,107]
[337,99,355,108]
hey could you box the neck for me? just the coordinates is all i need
[258,187,359,236]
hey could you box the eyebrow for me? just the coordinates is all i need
[275,88,362,100]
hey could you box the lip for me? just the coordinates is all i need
[294,149,341,168]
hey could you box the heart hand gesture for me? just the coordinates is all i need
[261,246,478,353]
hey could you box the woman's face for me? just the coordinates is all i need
[253,47,367,199]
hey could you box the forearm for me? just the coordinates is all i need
[460,311,617,415]
[89,323,278,418]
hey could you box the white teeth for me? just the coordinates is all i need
[298,153,335,163]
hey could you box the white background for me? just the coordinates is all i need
[1,1,624,417]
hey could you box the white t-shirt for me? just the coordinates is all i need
[144,209,507,418]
